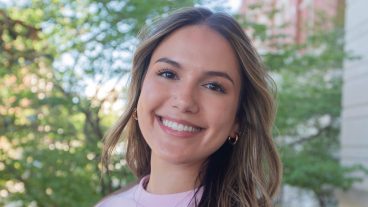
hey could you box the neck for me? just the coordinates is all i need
[146,154,204,194]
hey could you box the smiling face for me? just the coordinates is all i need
[136,25,241,166]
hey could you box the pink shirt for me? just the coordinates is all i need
[96,176,203,207]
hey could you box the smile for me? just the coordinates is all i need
[157,116,203,136]
[162,119,201,132]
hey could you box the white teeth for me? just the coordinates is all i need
[162,119,200,132]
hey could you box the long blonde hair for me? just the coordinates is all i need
[102,7,282,207]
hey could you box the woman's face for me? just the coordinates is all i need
[137,25,241,166]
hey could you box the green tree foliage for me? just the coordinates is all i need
[0,5,102,206]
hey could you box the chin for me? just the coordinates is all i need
[158,150,206,166]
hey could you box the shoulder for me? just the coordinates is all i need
[95,184,138,207]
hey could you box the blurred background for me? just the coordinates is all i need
[0,0,367,206]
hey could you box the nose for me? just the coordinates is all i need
[171,85,199,114]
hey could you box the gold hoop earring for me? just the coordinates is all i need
[228,133,239,145]
[132,108,138,120]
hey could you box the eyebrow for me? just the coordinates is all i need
[204,71,235,85]
[155,57,181,68]
[155,57,235,85]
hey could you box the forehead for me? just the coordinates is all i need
[150,25,241,82]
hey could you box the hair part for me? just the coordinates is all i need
[102,7,282,207]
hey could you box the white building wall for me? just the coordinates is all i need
[339,0,368,206]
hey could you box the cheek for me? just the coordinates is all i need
[137,79,162,144]
[200,96,238,145]
[137,76,170,119]
[139,78,160,102]
[203,96,238,123]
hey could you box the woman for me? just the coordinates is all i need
[97,7,281,207]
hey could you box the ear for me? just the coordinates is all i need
[230,122,239,137]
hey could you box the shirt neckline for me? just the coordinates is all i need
[134,175,203,207]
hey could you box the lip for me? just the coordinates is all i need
[156,115,203,138]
